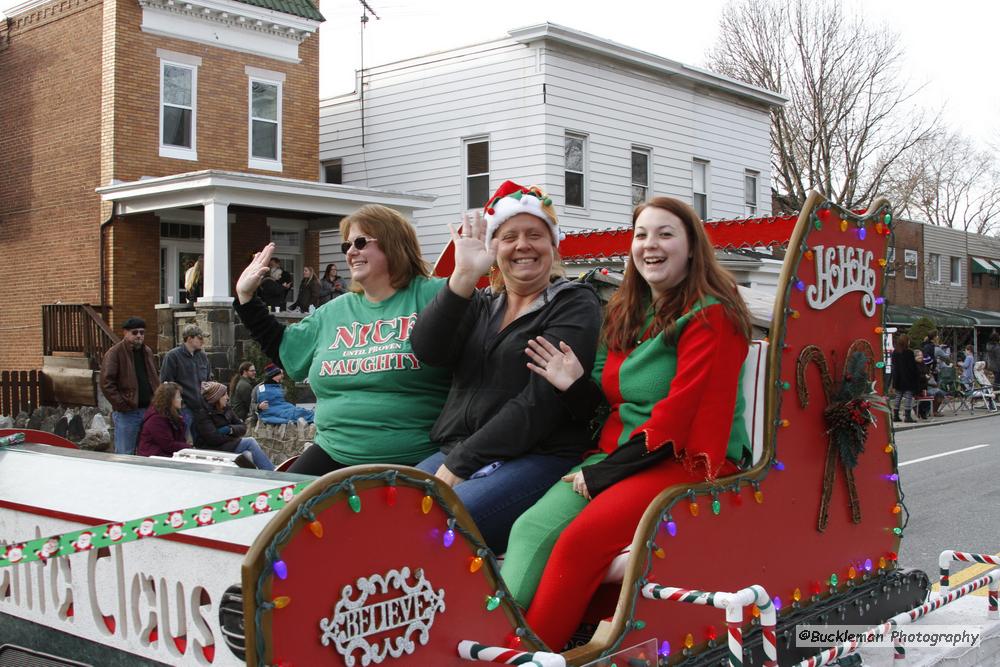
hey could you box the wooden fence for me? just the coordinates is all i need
[0,369,48,418]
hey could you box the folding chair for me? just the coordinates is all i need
[937,365,971,415]
[973,362,998,413]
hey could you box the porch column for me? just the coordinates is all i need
[200,198,231,302]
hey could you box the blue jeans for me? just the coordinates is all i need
[235,437,275,471]
[112,409,145,455]
[416,451,577,554]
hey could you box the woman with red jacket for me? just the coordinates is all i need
[136,382,189,458]
[499,196,753,649]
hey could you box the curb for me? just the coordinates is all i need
[892,410,1000,432]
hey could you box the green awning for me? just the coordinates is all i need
[885,305,977,327]
[956,309,1000,327]
[970,257,999,275]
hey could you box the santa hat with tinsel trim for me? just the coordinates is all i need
[483,181,559,247]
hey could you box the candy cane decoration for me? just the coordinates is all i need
[456,641,566,666]
[794,570,1000,667]
[642,583,776,667]
[938,549,1000,602]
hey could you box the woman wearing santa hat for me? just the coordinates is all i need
[409,180,602,554]
[234,205,452,475]
[500,196,752,649]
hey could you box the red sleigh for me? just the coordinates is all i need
[237,192,927,666]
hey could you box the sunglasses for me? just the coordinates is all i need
[341,237,378,254]
[129,329,146,335]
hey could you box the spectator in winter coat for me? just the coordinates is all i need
[192,382,275,470]
[891,334,920,423]
[137,383,189,458]
[254,364,314,425]
[100,316,160,455]
[159,324,211,436]
[228,362,258,421]
[292,266,322,312]
[318,264,347,304]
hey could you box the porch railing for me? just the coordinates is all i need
[0,369,47,417]
[41,304,118,365]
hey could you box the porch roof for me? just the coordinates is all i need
[96,170,436,218]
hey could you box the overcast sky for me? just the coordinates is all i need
[3,0,996,146]
[315,0,1000,147]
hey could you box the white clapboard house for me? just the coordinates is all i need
[318,23,786,264]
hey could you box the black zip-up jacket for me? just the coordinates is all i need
[410,277,602,479]
[192,404,247,452]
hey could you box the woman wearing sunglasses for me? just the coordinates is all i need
[234,205,451,475]
[409,181,602,554]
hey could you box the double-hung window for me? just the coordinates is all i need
[158,50,201,161]
[464,138,489,209]
[693,159,709,220]
[929,253,941,283]
[903,249,918,279]
[247,67,284,171]
[950,257,962,286]
[565,132,587,208]
[744,170,759,216]
[631,147,650,206]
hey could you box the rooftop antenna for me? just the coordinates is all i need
[358,0,379,148]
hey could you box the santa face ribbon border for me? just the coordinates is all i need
[0,480,312,569]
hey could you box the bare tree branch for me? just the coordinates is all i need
[707,0,938,212]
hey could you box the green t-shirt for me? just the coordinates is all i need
[278,276,451,465]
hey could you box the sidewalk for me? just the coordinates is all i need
[892,405,1000,432]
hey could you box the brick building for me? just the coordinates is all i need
[0,0,431,371]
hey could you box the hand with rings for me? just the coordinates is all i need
[447,210,496,297]
[525,336,584,391]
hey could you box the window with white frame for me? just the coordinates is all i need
[158,50,201,161]
[950,256,962,285]
[904,249,918,279]
[693,159,709,220]
[247,67,284,171]
[631,147,650,206]
[464,138,489,209]
[744,170,759,216]
[929,253,941,283]
[886,247,896,276]
[565,132,587,208]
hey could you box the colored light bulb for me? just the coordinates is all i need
[385,486,397,507]
[795,279,806,291]
[811,582,822,596]
[468,556,484,573]
[887,473,899,482]
[348,494,361,513]
[879,557,887,569]
[773,460,785,471]
[781,381,791,390]
[653,546,666,559]
[751,605,760,618]
[273,560,288,580]
[732,492,743,506]
[664,520,677,537]
[711,499,721,515]
[773,596,782,611]
[273,596,291,609]
[875,296,885,305]
[485,595,501,611]
[848,567,857,580]
[706,626,718,641]
[443,529,455,548]
[876,222,884,234]
[892,504,901,514]
[689,502,699,517]
[864,558,873,572]
[790,310,800,319]
[508,634,522,649]
[874,327,884,334]
[814,219,823,230]
[308,520,324,538]
[793,588,802,602]
[884,444,894,453]
[805,249,814,260]
[893,527,902,536]
[889,551,898,561]
[633,619,646,630]
[876,361,885,368]
[884,213,892,224]
[659,641,671,657]
[840,220,848,232]
[830,574,838,586]
[780,419,790,427]
[859,227,867,240]
[754,489,764,504]
[879,258,887,267]
[683,633,694,649]
[421,495,433,514]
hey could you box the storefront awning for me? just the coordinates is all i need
[970,257,1000,275]
[885,305,977,327]
[954,309,1000,327]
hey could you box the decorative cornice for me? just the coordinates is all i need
[137,0,319,43]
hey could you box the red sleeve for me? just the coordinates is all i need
[633,304,748,481]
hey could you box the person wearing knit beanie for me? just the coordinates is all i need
[201,381,227,406]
